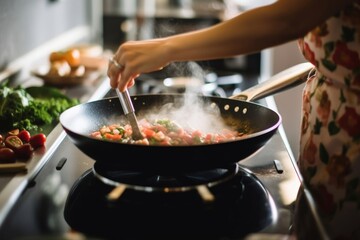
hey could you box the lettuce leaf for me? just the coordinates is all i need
[0,82,79,132]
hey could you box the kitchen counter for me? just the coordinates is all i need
[0,73,112,228]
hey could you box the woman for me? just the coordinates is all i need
[108,0,360,239]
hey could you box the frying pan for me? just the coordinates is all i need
[60,62,314,173]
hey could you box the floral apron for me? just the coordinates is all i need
[297,1,360,239]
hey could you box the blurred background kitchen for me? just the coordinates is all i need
[0,0,306,167]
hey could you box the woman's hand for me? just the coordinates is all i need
[107,39,170,92]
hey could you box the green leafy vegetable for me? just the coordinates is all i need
[0,82,79,132]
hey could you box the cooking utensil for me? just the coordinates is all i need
[60,62,313,173]
[115,89,143,140]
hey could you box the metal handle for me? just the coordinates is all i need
[116,88,134,115]
[115,88,143,140]
[230,62,315,101]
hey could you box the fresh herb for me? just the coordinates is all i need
[0,82,79,132]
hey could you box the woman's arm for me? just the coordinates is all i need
[109,0,353,92]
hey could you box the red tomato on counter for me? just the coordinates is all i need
[29,133,47,149]
[16,143,34,159]
[0,148,16,163]
[5,136,23,151]
[18,130,31,143]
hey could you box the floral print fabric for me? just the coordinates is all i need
[297,1,360,239]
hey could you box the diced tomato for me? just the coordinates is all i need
[142,128,156,138]
[104,133,122,141]
[134,138,150,145]
[191,130,202,138]
[153,131,166,141]
[182,133,194,145]
[152,125,167,133]
[109,124,122,131]
[214,134,226,143]
[100,126,111,134]
[159,140,171,146]
[90,131,102,138]
[91,118,244,146]
[204,133,214,143]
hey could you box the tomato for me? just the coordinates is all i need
[142,128,156,138]
[30,133,47,149]
[5,136,23,151]
[0,148,16,163]
[18,130,31,143]
[103,133,122,141]
[152,125,167,133]
[90,131,102,139]
[182,133,194,145]
[204,133,214,143]
[15,143,33,159]
[191,130,202,138]
[92,118,245,146]
[7,129,19,136]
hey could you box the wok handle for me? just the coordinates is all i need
[230,62,315,102]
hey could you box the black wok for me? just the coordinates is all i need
[60,63,313,173]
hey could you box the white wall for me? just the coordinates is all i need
[260,41,307,160]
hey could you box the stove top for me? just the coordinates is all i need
[0,73,308,240]
[0,128,301,240]
[64,163,277,239]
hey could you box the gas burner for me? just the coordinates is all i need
[93,162,238,189]
[93,163,240,202]
[64,164,278,239]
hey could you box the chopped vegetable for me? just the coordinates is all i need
[91,118,245,146]
[0,81,79,132]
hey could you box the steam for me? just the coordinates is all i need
[151,95,229,134]
[140,62,231,134]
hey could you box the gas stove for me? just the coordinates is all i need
[64,163,276,239]
[0,72,311,239]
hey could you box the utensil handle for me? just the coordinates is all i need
[230,62,315,102]
[116,88,134,114]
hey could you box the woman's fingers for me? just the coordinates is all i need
[108,39,169,92]
[107,56,126,90]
